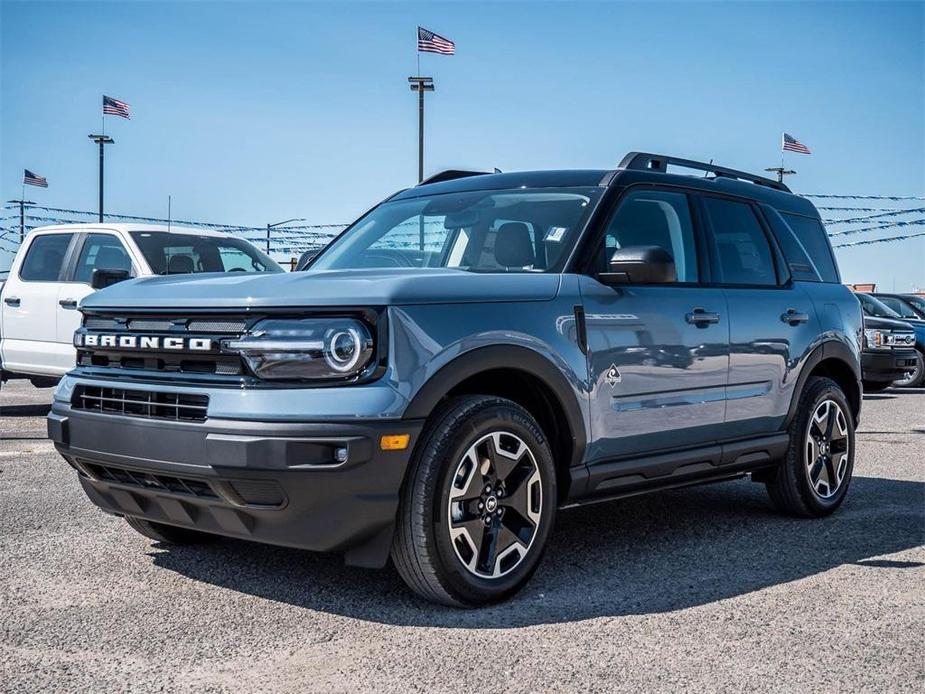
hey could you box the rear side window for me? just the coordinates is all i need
[780,213,839,283]
[74,234,133,283]
[760,205,821,282]
[19,234,71,281]
[703,198,778,286]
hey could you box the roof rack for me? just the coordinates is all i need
[418,169,492,186]
[618,152,791,193]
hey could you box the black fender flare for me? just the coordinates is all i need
[403,344,587,467]
[783,339,862,428]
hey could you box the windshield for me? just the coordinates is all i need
[876,295,921,319]
[858,293,901,319]
[310,187,602,273]
[902,294,925,317]
[131,232,282,275]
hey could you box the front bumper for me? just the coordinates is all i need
[861,348,918,382]
[48,404,424,567]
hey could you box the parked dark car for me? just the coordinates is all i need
[50,153,865,606]
[871,293,925,386]
[856,293,919,390]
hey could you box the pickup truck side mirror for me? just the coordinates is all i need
[91,268,131,290]
[599,245,677,285]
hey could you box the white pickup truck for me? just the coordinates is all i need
[0,224,281,388]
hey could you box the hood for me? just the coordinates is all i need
[863,315,915,331]
[81,268,562,310]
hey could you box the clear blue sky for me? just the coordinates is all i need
[2,1,923,288]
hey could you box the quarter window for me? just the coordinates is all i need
[598,190,699,282]
[781,213,840,283]
[19,234,72,281]
[74,234,133,283]
[704,198,778,286]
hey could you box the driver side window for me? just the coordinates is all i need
[597,190,699,283]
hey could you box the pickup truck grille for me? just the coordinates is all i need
[75,312,253,379]
[73,385,209,422]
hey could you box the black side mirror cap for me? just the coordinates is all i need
[599,245,677,285]
[91,268,131,290]
[295,250,319,271]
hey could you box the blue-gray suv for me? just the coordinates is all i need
[49,153,863,606]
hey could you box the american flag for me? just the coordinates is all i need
[103,95,131,119]
[418,27,455,55]
[23,169,48,188]
[782,133,811,154]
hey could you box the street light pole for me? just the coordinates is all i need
[266,218,301,256]
[408,76,434,183]
[88,134,114,222]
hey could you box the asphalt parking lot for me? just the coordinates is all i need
[1,380,923,693]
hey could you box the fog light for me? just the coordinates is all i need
[334,447,349,463]
[380,434,410,451]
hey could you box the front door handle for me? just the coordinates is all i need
[686,308,720,326]
[59,298,78,309]
[3,296,21,307]
[781,308,809,325]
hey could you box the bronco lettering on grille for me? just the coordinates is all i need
[77,334,215,351]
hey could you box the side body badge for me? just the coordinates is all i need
[605,363,622,388]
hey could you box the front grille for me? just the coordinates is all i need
[77,312,252,379]
[73,385,209,422]
[79,460,218,499]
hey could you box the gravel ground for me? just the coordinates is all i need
[1,379,923,693]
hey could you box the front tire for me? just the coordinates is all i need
[765,377,855,517]
[893,351,924,388]
[392,396,557,606]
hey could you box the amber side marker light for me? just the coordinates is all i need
[380,434,410,451]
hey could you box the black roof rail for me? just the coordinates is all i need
[418,169,492,186]
[618,152,791,193]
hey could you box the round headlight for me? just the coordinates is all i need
[325,327,363,373]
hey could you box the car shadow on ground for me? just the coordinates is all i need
[0,403,52,417]
[150,476,924,627]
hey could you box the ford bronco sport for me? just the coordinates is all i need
[49,153,863,606]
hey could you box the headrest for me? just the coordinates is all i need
[167,255,195,274]
[494,222,534,268]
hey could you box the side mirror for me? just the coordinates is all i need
[599,245,677,285]
[91,268,131,290]
[295,250,319,271]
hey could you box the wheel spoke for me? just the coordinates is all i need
[450,450,483,501]
[809,457,825,485]
[487,433,523,482]
[824,403,837,440]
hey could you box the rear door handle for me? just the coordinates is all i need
[3,296,21,307]
[686,308,720,326]
[781,308,809,325]
[59,298,78,309]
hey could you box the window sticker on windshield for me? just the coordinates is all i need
[545,226,568,242]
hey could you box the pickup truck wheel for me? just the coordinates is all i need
[765,376,855,517]
[124,516,216,544]
[392,395,556,606]
[893,351,924,388]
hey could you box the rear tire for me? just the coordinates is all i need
[766,377,855,517]
[124,516,216,544]
[392,395,556,606]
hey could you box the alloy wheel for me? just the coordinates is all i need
[805,399,850,499]
[446,431,542,579]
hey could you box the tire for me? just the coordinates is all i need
[893,351,924,388]
[392,395,557,607]
[765,376,855,517]
[124,516,216,544]
[862,380,891,393]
